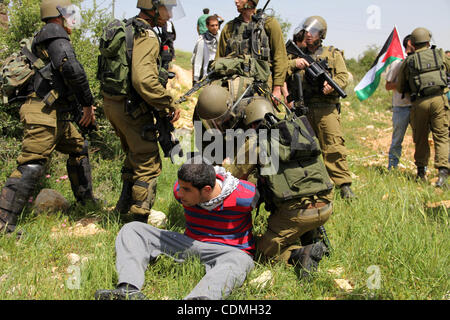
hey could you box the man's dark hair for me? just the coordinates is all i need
[403,35,412,50]
[446,50,450,55]
[203,8,210,14]
[178,163,216,190]
[206,15,219,26]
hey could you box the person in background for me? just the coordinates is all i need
[192,15,220,85]
[197,8,209,35]
[385,35,414,170]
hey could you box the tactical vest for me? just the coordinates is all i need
[257,113,334,208]
[97,17,169,97]
[406,48,447,100]
[216,13,271,82]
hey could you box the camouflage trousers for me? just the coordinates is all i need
[103,95,161,219]
[257,199,333,263]
[410,94,449,169]
[307,104,352,187]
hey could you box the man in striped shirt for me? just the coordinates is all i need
[95,162,257,300]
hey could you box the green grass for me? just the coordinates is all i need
[0,81,449,300]
[173,49,192,71]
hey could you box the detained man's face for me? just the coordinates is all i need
[177,180,211,207]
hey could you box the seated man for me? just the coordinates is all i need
[95,162,257,300]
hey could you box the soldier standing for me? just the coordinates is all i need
[0,0,97,236]
[216,0,288,102]
[397,27,450,187]
[100,0,181,223]
[287,16,355,199]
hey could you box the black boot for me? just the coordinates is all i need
[417,167,426,181]
[0,163,44,237]
[288,241,328,279]
[115,167,134,214]
[435,167,448,188]
[340,184,355,199]
[95,283,148,300]
[67,155,96,204]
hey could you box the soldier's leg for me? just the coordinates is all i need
[429,96,449,169]
[410,101,431,170]
[0,99,57,234]
[56,121,96,203]
[308,106,353,197]
[257,201,332,262]
[103,96,162,221]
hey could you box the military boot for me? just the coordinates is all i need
[435,167,448,188]
[0,163,45,236]
[300,227,330,257]
[339,184,355,199]
[67,155,96,204]
[94,283,148,300]
[416,167,427,181]
[288,241,328,279]
[115,167,134,214]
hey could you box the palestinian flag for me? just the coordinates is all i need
[354,27,405,101]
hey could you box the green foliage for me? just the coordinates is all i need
[346,45,380,82]
[274,13,291,41]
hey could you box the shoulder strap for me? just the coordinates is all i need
[124,18,135,65]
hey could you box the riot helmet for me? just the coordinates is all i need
[300,16,327,40]
[243,97,275,126]
[411,27,432,45]
[197,85,242,133]
[137,0,185,21]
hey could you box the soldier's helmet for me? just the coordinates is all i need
[411,27,432,45]
[300,16,327,40]
[40,0,82,29]
[197,85,242,132]
[244,97,275,126]
[137,0,185,20]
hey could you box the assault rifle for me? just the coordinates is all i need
[176,71,216,104]
[71,101,98,137]
[286,72,308,117]
[141,109,183,163]
[285,40,347,99]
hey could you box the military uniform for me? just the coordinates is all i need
[102,17,176,221]
[0,19,96,234]
[288,45,352,189]
[397,46,450,173]
[216,14,288,90]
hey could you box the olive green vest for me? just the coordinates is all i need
[258,113,334,208]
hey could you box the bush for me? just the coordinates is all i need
[346,45,380,82]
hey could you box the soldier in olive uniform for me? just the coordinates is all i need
[287,16,355,199]
[0,0,97,236]
[101,0,181,222]
[216,0,288,102]
[397,27,450,187]
[197,85,334,277]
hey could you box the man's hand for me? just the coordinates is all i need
[323,81,335,95]
[272,86,283,105]
[295,58,310,70]
[282,82,293,109]
[170,108,181,124]
[79,106,96,127]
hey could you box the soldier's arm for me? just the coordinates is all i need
[47,38,94,108]
[215,21,233,60]
[265,17,288,87]
[331,50,350,90]
[223,137,258,180]
[396,60,409,94]
[131,29,174,112]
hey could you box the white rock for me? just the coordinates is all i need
[67,253,80,265]
[249,270,273,289]
[148,210,168,228]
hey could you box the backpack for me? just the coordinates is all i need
[97,18,169,97]
[97,18,135,97]
[407,48,448,99]
[0,37,47,104]
[257,112,334,207]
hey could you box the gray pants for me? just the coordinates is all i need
[115,222,255,300]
